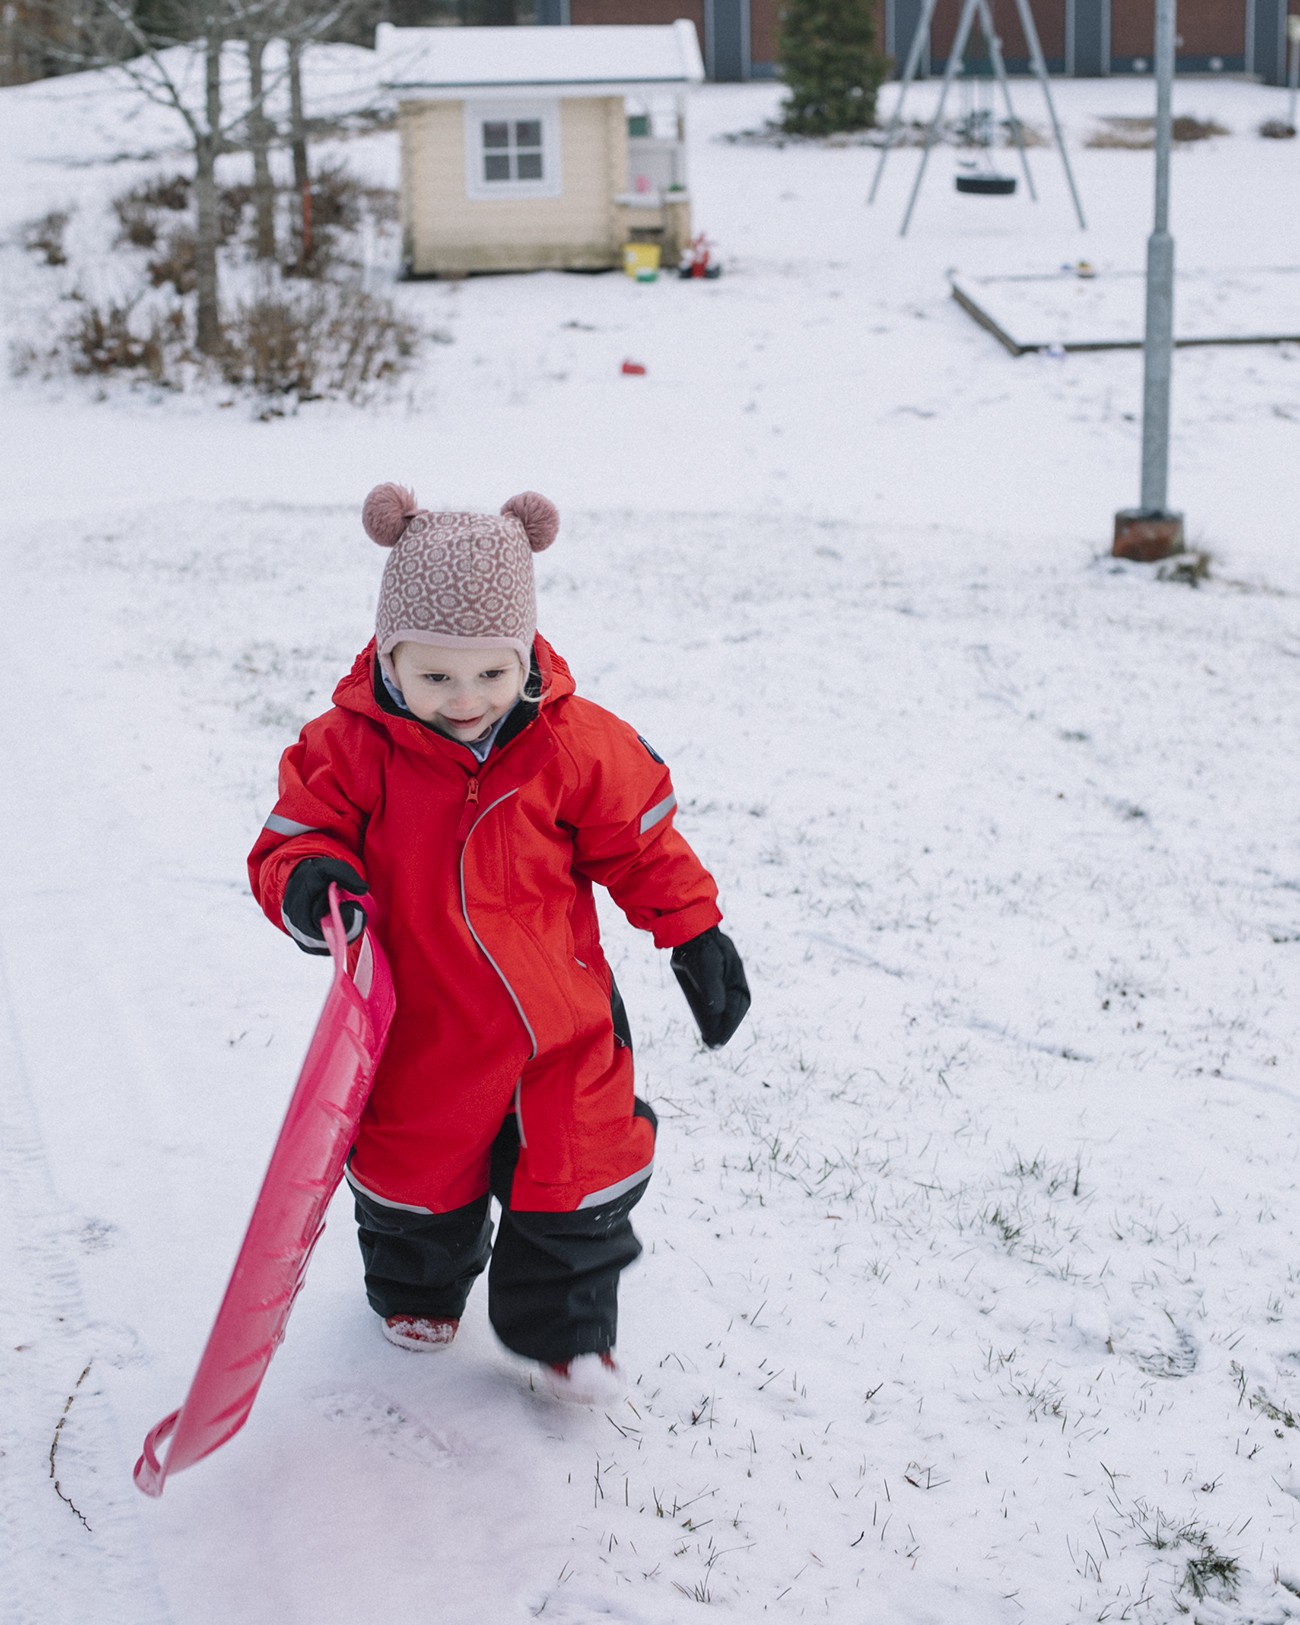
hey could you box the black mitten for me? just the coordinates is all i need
[671,927,750,1048]
[282,858,368,955]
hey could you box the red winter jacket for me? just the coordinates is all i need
[248,636,722,1214]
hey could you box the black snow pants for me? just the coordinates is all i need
[351,1097,656,1366]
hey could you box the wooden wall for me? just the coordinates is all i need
[400,95,628,275]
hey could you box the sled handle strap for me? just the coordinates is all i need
[134,1409,180,1498]
[320,882,365,975]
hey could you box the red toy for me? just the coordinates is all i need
[679,233,722,280]
[134,888,395,1496]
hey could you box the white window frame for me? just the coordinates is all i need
[464,100,562,202]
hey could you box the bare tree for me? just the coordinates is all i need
[240,1,368,271]
[276,0,369,268]
[35,1,234,351]
[33,0,367,346]
[245,30,278,259]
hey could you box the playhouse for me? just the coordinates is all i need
[376,22,704,278]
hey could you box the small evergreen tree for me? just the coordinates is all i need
[778,0,888,136]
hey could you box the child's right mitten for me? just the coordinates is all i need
[281,857,369,955]
[671,927,751,1048]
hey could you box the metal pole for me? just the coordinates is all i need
[869,0,942,204]
[900,0,981,235]
[1288,17,1300,132]
[1114,0,1184,559]
[1010,0,1087,227]
[977,0,1036,199]
[1140,0,1176,513]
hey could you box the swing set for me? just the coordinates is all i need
[869,0,1086,235]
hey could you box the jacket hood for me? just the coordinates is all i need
[331,634,575,725]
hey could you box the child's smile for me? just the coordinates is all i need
[390,642,524,741]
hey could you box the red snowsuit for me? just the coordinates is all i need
[248,635,721,1222]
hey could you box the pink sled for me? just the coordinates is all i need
[134,888,395,1496]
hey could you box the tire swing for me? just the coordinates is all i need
[954,25,1016,196]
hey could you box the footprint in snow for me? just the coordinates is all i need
[312,1387,457,1465]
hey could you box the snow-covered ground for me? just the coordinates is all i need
[2,45,1299,1625]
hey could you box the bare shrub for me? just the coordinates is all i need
[363,186,400,226]
[112,175,191,249]
[289,166,400,278]
[1086,115,1230,150]
[114,196,159,250]
[1156,549,1213,588]
[309,161,366,234]
[135,173,190,212]
[148,227,197,295]
[220,283,420,401]
[1260,118,1297,140]
[22,209,71,266]
[1173,115,1230,142]
[65,297,177,381]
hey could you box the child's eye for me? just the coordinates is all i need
[482,668,508,680]
[422,673,449,684]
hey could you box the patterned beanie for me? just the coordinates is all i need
[362,483,559,684]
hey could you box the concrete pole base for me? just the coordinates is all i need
[1112,508,1185,562]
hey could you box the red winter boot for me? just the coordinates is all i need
[542,1351,623,1404]
[382,1315,459,1352]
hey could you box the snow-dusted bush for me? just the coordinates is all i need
[10,162,425,407]
[21,208,70,266]
[219,284,420,402]
[65,296,176,380]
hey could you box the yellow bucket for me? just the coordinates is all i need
[623,243,661,280]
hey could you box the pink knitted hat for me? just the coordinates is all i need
[363,483,559,684]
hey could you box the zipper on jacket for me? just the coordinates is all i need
[454,774,480,842]
[459,788,538,1062]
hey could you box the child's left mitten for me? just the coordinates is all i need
[281,857,369,955]
[671,927,751,1048]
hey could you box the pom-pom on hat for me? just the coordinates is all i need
[364,483,559,685]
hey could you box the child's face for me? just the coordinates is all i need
[390,643,524,741]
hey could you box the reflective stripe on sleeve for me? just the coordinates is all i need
[263,812,320,837]
[638,793,677,836]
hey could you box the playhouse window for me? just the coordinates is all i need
[466,103,561,199]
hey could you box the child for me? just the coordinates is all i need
[248,484,749,1402]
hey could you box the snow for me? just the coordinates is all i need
[2,45,1300,1625]
[375,20,705,90]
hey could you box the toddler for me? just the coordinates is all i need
[248,485,749,1401]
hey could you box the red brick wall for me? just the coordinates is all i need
[926,0,1067,66]
[568,0,1267,76]
[752,0,779,66]
[569,0,707,48]
[1111,0,1243,59]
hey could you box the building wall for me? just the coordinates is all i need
[573,0,1295,84]
[569,0,708,42]
[400,94,627,274]
[909,0,1283,77]
[923,0,1066,70]
[1111,0,1245,68]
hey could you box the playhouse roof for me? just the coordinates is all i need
[375,21,705,94]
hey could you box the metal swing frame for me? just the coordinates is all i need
[868,0,1087,236]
